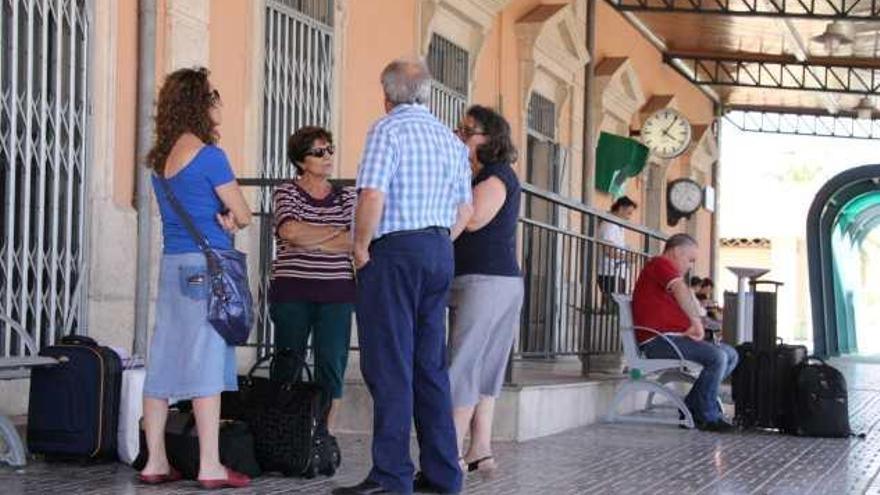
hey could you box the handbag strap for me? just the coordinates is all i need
[247,349,314,383]
[155,175,221,273]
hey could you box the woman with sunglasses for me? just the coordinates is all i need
[269,126,355,431]
[140,68,252,489]
[448,105,523,475]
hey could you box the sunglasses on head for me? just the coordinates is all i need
[305,145,335,158]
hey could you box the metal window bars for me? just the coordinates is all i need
[0,0,90,358]
[257,0,334,356]
[528,92,557,139]
[427,34,469,129]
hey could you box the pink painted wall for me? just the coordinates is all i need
[112,0,139,207]
[338,0,419,178]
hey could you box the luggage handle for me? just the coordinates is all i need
[246,349,313,383]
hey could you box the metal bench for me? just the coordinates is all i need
[0,315,58,467]
[605,294,700,429]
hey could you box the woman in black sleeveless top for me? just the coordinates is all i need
[448,105,523,475]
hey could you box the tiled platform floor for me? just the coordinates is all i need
[3,358,880,494]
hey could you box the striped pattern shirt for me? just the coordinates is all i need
[356,104,472,237]
[269,181,356,303]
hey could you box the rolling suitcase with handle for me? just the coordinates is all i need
[27,335,122,460]
[733,341,806,431]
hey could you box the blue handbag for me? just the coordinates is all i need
[157,177,254,345]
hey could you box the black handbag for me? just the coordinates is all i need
[132,407,262,479]
[156,176,254,345]
[222,350,341,478]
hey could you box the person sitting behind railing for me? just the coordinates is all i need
[597,196,638,311]
[689,275,722,342]
[698,277,723,320]
[632,234,738,432]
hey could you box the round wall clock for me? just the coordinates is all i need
[667,178,703,226]
[640,108,693,159]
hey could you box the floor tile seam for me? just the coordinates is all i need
[746,437,824,495]
[803,438,864,495]
[671,434,791,494]
[577,438,719,494]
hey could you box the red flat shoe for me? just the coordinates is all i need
[138,467,183,485]
[197,468,251,489]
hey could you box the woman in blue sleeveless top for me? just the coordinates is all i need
[448,105,523,475]
[139,68,252,489]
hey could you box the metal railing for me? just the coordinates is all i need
[239,179,667,372]
[516,183,666,368]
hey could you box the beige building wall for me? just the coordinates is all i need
[2,0,722,415]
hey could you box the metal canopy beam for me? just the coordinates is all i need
[665,51,880,95]
[725,106,880,139]
[605,0,880,21]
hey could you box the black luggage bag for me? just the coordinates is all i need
[790,357,852,437]
[132,408,262,479]
[733,341,807,431]
[222,349,341,478]
[27,335,122,460]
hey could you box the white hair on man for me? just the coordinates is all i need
[380,57,432,105]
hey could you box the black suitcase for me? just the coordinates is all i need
[132,409,262,479]
[27,335,122,460]
[733,341,807,431]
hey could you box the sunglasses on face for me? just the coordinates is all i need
[455,125,486,139]
[305,145,335,158]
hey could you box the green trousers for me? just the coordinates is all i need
[269,301,354,399]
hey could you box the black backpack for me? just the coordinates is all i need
[791,357,851,437]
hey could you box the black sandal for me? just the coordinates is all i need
[467,455,495,472]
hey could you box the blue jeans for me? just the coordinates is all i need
[641,336,738,423]
[356,230,462,495]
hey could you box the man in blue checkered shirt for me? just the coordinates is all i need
[333,58,472,495]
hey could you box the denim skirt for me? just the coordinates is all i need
[143,253,238,400]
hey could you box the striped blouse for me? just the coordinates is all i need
[269,181,356,304]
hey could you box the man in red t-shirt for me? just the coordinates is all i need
[632,233,738,432]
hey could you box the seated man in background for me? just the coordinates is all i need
[632,234,738,432]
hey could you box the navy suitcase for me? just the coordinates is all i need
[27,335,122,460]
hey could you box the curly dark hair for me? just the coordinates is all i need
[287,126,333,175]
[465,105,518,165]
[146,67,219,175]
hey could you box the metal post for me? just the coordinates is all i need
[134,0,157,358]
[581,0,597,208]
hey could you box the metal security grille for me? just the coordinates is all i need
[256,0,334,354]
[427,34,469,128]
[528,92,556,139]
[262,0,334,181]
[0,0,90,358]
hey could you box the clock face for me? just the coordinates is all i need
[668,179,703,215]
[641,108,692,159]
